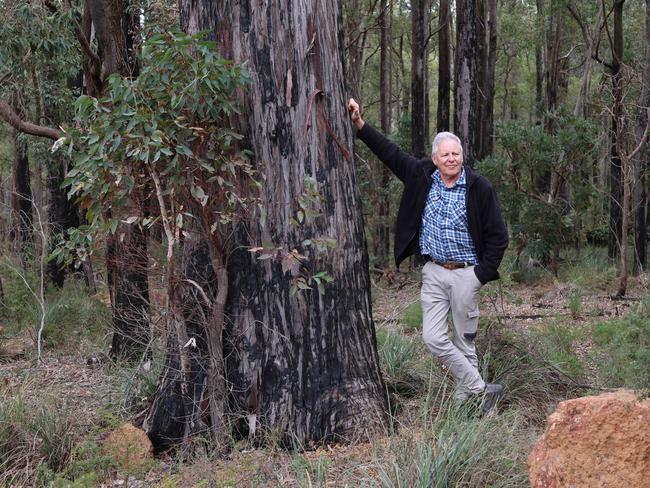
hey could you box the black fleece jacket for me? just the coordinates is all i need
[358,123,508,284]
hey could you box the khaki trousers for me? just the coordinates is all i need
[421,262,486,400]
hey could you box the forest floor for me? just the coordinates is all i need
[0,260,647,487]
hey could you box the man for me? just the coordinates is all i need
[348,98,508,414]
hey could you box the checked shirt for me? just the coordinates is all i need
[419,168,479,264]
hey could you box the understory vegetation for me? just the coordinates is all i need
[1,246,648,487]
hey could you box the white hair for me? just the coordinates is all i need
[431,132,463,157]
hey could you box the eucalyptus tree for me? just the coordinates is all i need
[144,0,388,451]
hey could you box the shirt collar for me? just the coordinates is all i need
[433,167,466,188]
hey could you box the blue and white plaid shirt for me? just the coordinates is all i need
[419,168,478,264]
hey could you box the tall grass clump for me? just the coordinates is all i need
[593,295,650,389]
[43,279,111,350]
[377,329,431,396]
[369,395,534,487]
[479,320,583,423]
[528,321,584,379]
[0,389,74,486]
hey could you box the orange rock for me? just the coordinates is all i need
[102,423,154,473]
[528,390,650,488]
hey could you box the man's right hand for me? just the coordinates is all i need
[347,98,365,130]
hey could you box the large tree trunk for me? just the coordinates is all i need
[83,0,150,359]
[437,0,451,132]
[145,0,388,450]
[454,0,483,167]
[633,0,650,273]
[411,0,430,158]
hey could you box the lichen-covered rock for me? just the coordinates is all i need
[102,423,153,473]
[528,390,650,488]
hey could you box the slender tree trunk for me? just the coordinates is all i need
[411,0,429,158]
[437,0,451,132]
[455,0,483,167]
[482,0,497,158]
[377,0,392,267]
[12,128,33,260]
[608,0,625,260]
[633,0,650,273]
[535,0,544,122]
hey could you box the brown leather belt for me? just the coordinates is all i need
[424,256,470,270]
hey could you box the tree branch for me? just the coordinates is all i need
[0,100,62,140]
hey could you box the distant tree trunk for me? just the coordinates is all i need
[633,0,650,273]
[480,0,497,158]
[145,0,387,451]
[377,0,392,266]
[543,3,562,133]
[454,0,483,167]
[46,160,80,287]
[437,0,451,132]
[608,0,625,261]
[535,0,544,122]
[411,0,429,158]
[83,0,150,360]
[12,127,33,259]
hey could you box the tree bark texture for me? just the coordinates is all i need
[455,0,484,167]
[168,0,388,448]
[633,0,650,272]
[437,0,451,132]
[375,0,392,267]
[411,0,429,158]
[12,131,33,256]
[46,160,80,287]
[144,232,215,451]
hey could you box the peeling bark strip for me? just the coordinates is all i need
[145,0,387,449]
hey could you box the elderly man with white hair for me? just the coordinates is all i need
[348,98,508,414]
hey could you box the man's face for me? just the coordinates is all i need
[432,139,463,183]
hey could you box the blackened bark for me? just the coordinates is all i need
[144,234,214,451]
[46,160,79,287]
[154,0,389,448]
[633,0,650,272]
[411,0,429,158]
[454,0,483,167]
[437,0,451,132]
[12,131,33,256]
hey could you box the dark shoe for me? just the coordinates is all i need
[480,383,503,416]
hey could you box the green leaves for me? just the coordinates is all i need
[58,28,256,264]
